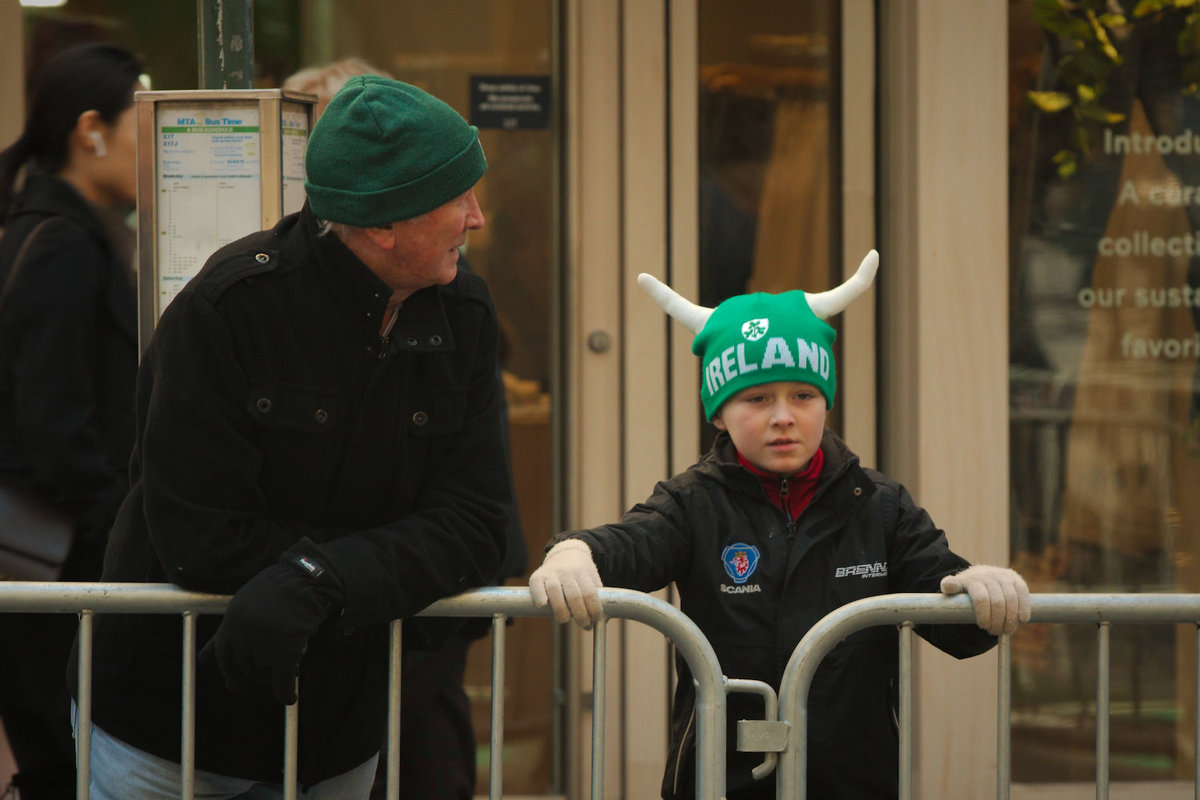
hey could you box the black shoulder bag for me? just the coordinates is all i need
[0,218,76,581]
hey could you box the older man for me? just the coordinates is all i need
[71,76,511,800]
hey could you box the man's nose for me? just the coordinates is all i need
[465,189,486,230]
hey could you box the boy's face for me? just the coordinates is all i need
[712,381,827,476]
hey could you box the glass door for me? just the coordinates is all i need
[13,0,563,795]
[305,5,564,794]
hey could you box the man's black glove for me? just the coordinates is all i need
[200,541,344,705]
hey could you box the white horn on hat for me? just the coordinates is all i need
[637,249,877,332]
[636,273,713,334]
[805,249,879,320]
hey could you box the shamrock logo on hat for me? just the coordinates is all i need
[742,318,769,341]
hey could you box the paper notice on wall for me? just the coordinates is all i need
[155,104,262,316]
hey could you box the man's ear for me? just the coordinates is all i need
[712,413,726,431]
[361,223,396,250]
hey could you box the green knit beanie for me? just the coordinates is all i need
[305,76,487,226]
[692,291,837,420]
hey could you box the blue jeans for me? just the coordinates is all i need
[72,704,378,800]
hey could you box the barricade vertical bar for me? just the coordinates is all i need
[284,680,299,800]
[76,610,94,800]
[591,617,608,800]
[997,633,1011,800]
[1194,624,1199,798]
[1096,622,1111,800]
[387,619,402,800]
[489,613,507,800]
[181,611,197,800]
[898,621,913,800]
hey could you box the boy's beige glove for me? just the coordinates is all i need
[529,540,604,629]
[940,565,1032,635]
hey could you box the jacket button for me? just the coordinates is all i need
[412,411,429,426]
[406,336,418,346]
[256,397,273,414]
[853,487,863,497]
[314,409,328,424]
[429,334,443,346]
[255,253,270,263]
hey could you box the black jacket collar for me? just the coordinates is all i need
[10,172,111,247]
[288,205,456,351]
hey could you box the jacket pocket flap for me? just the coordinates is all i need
[246,383,338,432]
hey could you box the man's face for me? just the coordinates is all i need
[375,188,486,299]
[712,381,827,476]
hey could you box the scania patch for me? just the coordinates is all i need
[722,543,760,584]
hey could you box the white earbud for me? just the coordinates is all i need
[88,130,107,158]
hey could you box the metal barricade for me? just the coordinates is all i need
[0,583,730,800]
[775,592,1200,800]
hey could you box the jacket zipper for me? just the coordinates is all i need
[377,306,399,360]
[779,476,800,538]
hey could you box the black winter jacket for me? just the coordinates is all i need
[555,429,995,799]
[74,207,512,785]
[0,173,137,554]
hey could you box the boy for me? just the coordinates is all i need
[529,251,1029,799]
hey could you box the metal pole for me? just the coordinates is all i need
[386,620,402,800]
[489,614,507,800]
[181,612,197,800]
[76,611,94,800]
[591,618,607,800]
[898,622,913,800]
[1194,624,1199,799]
[1096,623,1111,800]
[997,633,1011,800]
[284,679,299,800]
[196,0,255,89]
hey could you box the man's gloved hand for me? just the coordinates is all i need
[940,564,1031,635]
[529,540,603,629]
[200,544,344,705]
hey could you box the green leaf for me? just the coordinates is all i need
[1132,0,1166,15]
[1087,10,1123,61]
[1028,90,1074,112]
[1056,154,1078,179]
[1078,105,1127,123]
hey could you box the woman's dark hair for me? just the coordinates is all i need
[0,42,144,220]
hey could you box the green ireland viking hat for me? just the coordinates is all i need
[638,251,879,420]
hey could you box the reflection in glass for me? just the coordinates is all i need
[22,0,559,795]
[1009,1,1200,783]
[698,0,840,447]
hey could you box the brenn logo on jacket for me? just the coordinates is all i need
[703,334,832,397]
[720,543,762,594]
[834,562,888,579]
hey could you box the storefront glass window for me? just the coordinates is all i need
[15,1,558,795]
[698,0,841,446]
[1009,0,1200,783]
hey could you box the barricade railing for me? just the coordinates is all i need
[774,593,1200,800]
[0,583,732,800]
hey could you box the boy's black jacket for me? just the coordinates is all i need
[556,429,996,799]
